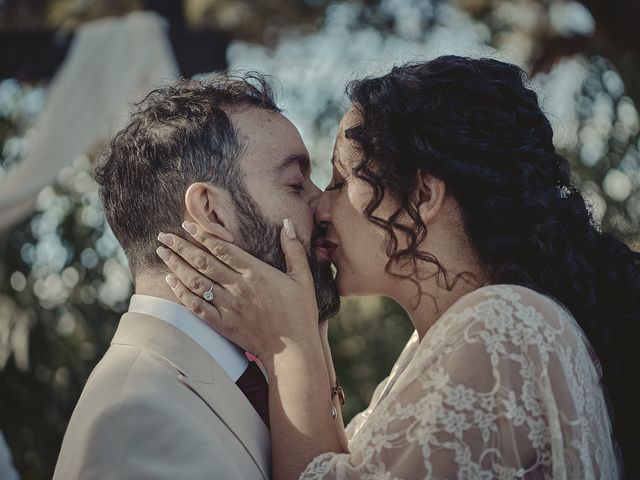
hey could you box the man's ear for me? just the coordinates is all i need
[184,183,234,242]
[415,170,446,226]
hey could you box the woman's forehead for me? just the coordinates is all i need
[338,106,361,132]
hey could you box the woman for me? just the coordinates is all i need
[157,56,634,478]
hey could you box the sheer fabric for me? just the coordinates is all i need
[301,284,620,479]
[0,11,178,230]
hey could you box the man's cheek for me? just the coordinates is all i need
[298,212,315,244]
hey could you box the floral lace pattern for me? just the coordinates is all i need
[301,285,620,479]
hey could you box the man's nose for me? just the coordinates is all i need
[313,188,332,229]
[307,180,322,215]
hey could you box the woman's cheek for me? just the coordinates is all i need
[346,178,372,213]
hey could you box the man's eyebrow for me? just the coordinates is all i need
[274,154,311,177]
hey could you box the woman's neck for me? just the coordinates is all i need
[392,257,488,340]
[401,278,480,340]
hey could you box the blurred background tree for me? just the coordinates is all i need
[1,1,639,479]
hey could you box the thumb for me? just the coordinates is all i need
[281,219,312,278]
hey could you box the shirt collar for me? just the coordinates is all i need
[128,294,248,382]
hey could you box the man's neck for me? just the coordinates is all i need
[127,281,251,383]
[134,273,177,303]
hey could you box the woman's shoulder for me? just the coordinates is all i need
[455,282,557,303]
[448,283,573,323]
[425,283,580,352]
[411,283,592,390]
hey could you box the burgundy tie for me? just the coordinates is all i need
[235,361,270,428]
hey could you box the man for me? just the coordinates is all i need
[53,74,340,479]
[0,432,18,480]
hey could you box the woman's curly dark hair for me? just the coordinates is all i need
[345,55,639,477]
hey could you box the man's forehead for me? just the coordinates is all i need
[231,107,309,174]
[230,107,296,143]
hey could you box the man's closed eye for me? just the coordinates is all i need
[290,183,305,194]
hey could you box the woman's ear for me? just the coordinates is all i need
[184,183,234,242]
[415,170,446,225]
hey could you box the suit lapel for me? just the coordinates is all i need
[111,312,271,479]
[179,374,271,479]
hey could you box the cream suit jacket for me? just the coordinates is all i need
[53,312,271,479]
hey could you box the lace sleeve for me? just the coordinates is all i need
[300,285,619,479]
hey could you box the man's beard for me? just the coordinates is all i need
[231,187,340,322]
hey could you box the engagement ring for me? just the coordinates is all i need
[203,284,214,302]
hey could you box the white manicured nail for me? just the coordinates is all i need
[182,221,197,235]
[283,218,296,239]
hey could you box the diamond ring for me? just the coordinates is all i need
[203,283,214,302]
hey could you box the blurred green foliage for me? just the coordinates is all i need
[329,297,414,422]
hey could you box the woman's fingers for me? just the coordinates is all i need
[181,221,257,273]
[157,233,238,286]
[157,243,226,296]
[165,273,232,333]
[281,219,313,281]
[157,219,319,358]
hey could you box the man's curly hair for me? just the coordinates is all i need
[345,55,638,476]
[95,73,280,278]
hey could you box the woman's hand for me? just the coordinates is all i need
[158,219,347,479]
[156,219,319,362]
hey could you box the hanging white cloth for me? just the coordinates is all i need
[0,11,179,230]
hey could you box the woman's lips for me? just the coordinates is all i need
[314,238,338,263]
[315,246,333,263]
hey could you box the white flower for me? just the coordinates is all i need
[427,366,450,390]
[527,417,550,450]
[502,391,526,426]
[479,394,496,411]
[445,384,476,411]
[441,410,471,437]
[474,409,498,442]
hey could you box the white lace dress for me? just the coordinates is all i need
[301,284,620,479]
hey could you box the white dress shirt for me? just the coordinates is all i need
[0,432,18,480]
[128,294,249,382]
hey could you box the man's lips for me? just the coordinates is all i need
[314,238,338,263]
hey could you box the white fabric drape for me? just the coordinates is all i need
[0,11,179,230]
[302,284,621,479]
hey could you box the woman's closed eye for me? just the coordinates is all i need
[326,177,346,192]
